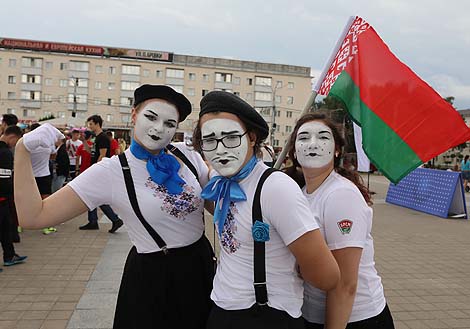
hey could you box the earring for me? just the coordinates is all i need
[335,152,339,157]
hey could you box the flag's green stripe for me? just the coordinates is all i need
[330,71,423,183]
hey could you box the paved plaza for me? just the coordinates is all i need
[0,174,470,329]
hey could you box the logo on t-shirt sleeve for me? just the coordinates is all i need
[337,219,353,234]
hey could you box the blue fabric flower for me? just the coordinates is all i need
[252,220,270,242]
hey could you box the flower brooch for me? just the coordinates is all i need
[252,220,270,242]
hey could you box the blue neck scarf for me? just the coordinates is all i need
[130,140,185,195]
[201,156,258,236]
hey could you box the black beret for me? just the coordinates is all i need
[134,84,192,122]
[199,91,269,140]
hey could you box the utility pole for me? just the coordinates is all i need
[72,77,78,118]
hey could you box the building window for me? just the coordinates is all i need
[8,76,16,84]
[21,91,41,100]
[9,59,16,67]
[143,69,150,77]
[288,82,294,89]
[247,78,253,85]
[255,92,272,101]
[276,81,283,88]
[120,97,133,106]
[7,92,15,100]
[285,125,292,133]
[187,88,195,96]
[95,81,102,89]
[287,96,294,105]
[202,74,209,82]
[258,107,270,116]
[69,61,89,71]
[7,108,15,114]
[156,70,163,78]
[59,79,68,87]
[121,114,131,123]
[214,88,233,93]
[215,72,232,83]
[58,95,66,103]
[109,66,116,75]
[60,63,68,70]
[166,68,184,79]
[275,95,281,104]
[94,99,101,105]
[23,109,36,117]
[45,78,52,86]
[68,94,87,104]
[57,111,65,118]
[234,77,240,85]
[108,82,116,90]
[286,111,293,118]
[275,110,281,117]
[276,124,280,131]
[167,85,184,93]
[108,98,114,106]
[202,89,209,96]
[21,74,41,84]
[22,57,43,68]
[188,73,196,81]
[106,114,113,122]
[121,81,139,91]
[69,78,88,88]
[44,94,52,102]
[273,139,279,147]
[255,76,272,87]
[95,65,103,73]
[44,62,52,70]
[122,64,140,75]
[246,93,252,100]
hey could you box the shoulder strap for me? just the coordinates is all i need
[166,144,199,183]
[252,167,277,306]
[118,153,168,254]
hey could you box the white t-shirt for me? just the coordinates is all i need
[68,143,209,253]
[302,171,386,323]
[31,150,52,178]
[211,161,319,318]
[67,139,83,165]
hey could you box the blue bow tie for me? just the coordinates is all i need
[130,140,185,195]
[201,156,258,236]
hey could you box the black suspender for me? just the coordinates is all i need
[118,145,200,254]
[119,153,169,253]
[252,167,277,306]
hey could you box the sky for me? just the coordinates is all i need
[2,0,469,109]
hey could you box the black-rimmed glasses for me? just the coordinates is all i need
[201,131,248,151]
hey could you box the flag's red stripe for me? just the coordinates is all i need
[345,28,470,160]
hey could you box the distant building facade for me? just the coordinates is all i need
[0,37,312,148]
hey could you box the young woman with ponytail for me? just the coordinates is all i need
[285,113,394,329]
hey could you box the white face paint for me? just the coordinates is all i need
[201,118,249,177]
[295,121,335,169]
[134,100,179,151]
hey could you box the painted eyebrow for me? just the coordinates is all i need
[297,131,310,136]
[319,130,332,135]
[202,132,216,138]
[221,130,241,136]
[166,119,177,123]
[146,110,159,117]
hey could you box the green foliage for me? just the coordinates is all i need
[38,114,56,122]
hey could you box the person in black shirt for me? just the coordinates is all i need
[79,115,123,233]
[0,126,27,270]
[51,137,70,192]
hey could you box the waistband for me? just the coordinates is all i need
[136,235,209,257]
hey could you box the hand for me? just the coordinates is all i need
[23,123,64,154]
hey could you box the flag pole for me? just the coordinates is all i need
[274,16,357,169]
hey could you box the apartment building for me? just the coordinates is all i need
[0,37,312,148]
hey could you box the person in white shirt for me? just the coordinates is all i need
[66,129,83,179]
[14,85,215,329]
[192,91,339,328]
[285,113,395,329]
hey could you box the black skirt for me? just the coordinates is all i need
[113,235,215,329]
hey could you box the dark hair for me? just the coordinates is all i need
[105,131,113,137]
[1,114,18,126]
[87,114,103,127]
[30,123,41,131]
[284,112,372,205]
[465,155,469,161]
[3,125,22,137]
[192,112,264,156]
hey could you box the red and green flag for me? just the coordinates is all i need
[315,16,470,183]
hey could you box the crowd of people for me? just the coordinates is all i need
[4,84,396,328]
